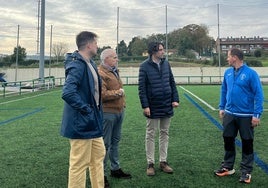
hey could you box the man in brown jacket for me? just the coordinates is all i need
[98,48,131,188]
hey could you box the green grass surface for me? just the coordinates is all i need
[0,85,267,187]
[261,59,268,67]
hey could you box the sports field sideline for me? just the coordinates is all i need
[0,85,267,187]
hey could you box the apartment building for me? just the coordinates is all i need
[216,36,268,54]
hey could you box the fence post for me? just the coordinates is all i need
[3,85,6,97]
[32,80,35,92]
[19,82,22,95]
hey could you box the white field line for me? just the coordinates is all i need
[179,86,217,111]
[179,86,268,112]
[0,90,61,105]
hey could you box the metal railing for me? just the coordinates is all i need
[56,75,224,85]
[119,75,268,85]
[0,76,64,97]
[1,75,268,97]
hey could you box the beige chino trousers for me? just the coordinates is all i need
[145,117,171,164]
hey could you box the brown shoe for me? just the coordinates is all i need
[160,162,173,174]
[147,163,155,176]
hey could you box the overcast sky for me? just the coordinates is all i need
[0,0,267,55]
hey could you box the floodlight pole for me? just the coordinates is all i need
[39,0,45,82]
[49,25,53,77]
[15,24,19,83]
[116,7,119,67]
[217,3,221,82]
[165,5,168,61]
[36,0,40,54]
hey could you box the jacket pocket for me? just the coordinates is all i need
[75,107,97,132]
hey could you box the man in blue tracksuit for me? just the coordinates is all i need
[214,48,263,184]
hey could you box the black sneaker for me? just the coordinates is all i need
[239,173,251,184]
[104,176,110,188]
[110,168,132,179]
[214,167,235,177]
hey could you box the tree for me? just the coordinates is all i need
[0,55,12,67]
[98,46,111,54]
[180,32,193,55]
[254,49,262,57]
[127,37,147,56]
[116,40,128,57]
[11,45,27,63]
[52,42,69,63]
[168,29,181,51]
[147,33,166,44]
[175,24,212,56]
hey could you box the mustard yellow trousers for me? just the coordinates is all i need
[68,137,105,188]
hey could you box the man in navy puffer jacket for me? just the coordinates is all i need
[138,41,179,176]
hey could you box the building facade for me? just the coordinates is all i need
[216,36,268,54]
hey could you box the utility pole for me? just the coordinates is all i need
[217,3,221,82]
[49,25,53,78]
[39,0,45,82]
[36,0,40,55]
[116,7,119,67]
[15,25,20,83]
[165,5,168,61]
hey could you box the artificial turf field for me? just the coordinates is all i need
[0,85,267,187]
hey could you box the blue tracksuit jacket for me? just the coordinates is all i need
[219,64,263,118]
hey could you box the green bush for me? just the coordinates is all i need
[194,59,211,65]
[254,49,262,57]
[245,59,263,67]
[212,53,227,66]
[185,50,197,60]
[119,56,147,62]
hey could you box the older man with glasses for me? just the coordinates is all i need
[98,48,132,188]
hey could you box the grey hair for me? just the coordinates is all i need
[100,48,115,64]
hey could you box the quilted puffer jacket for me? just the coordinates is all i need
[138,57,179,118]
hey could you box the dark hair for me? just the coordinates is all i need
[230,48,244,60]
[76,31,98,50]
[148,41,164,56]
